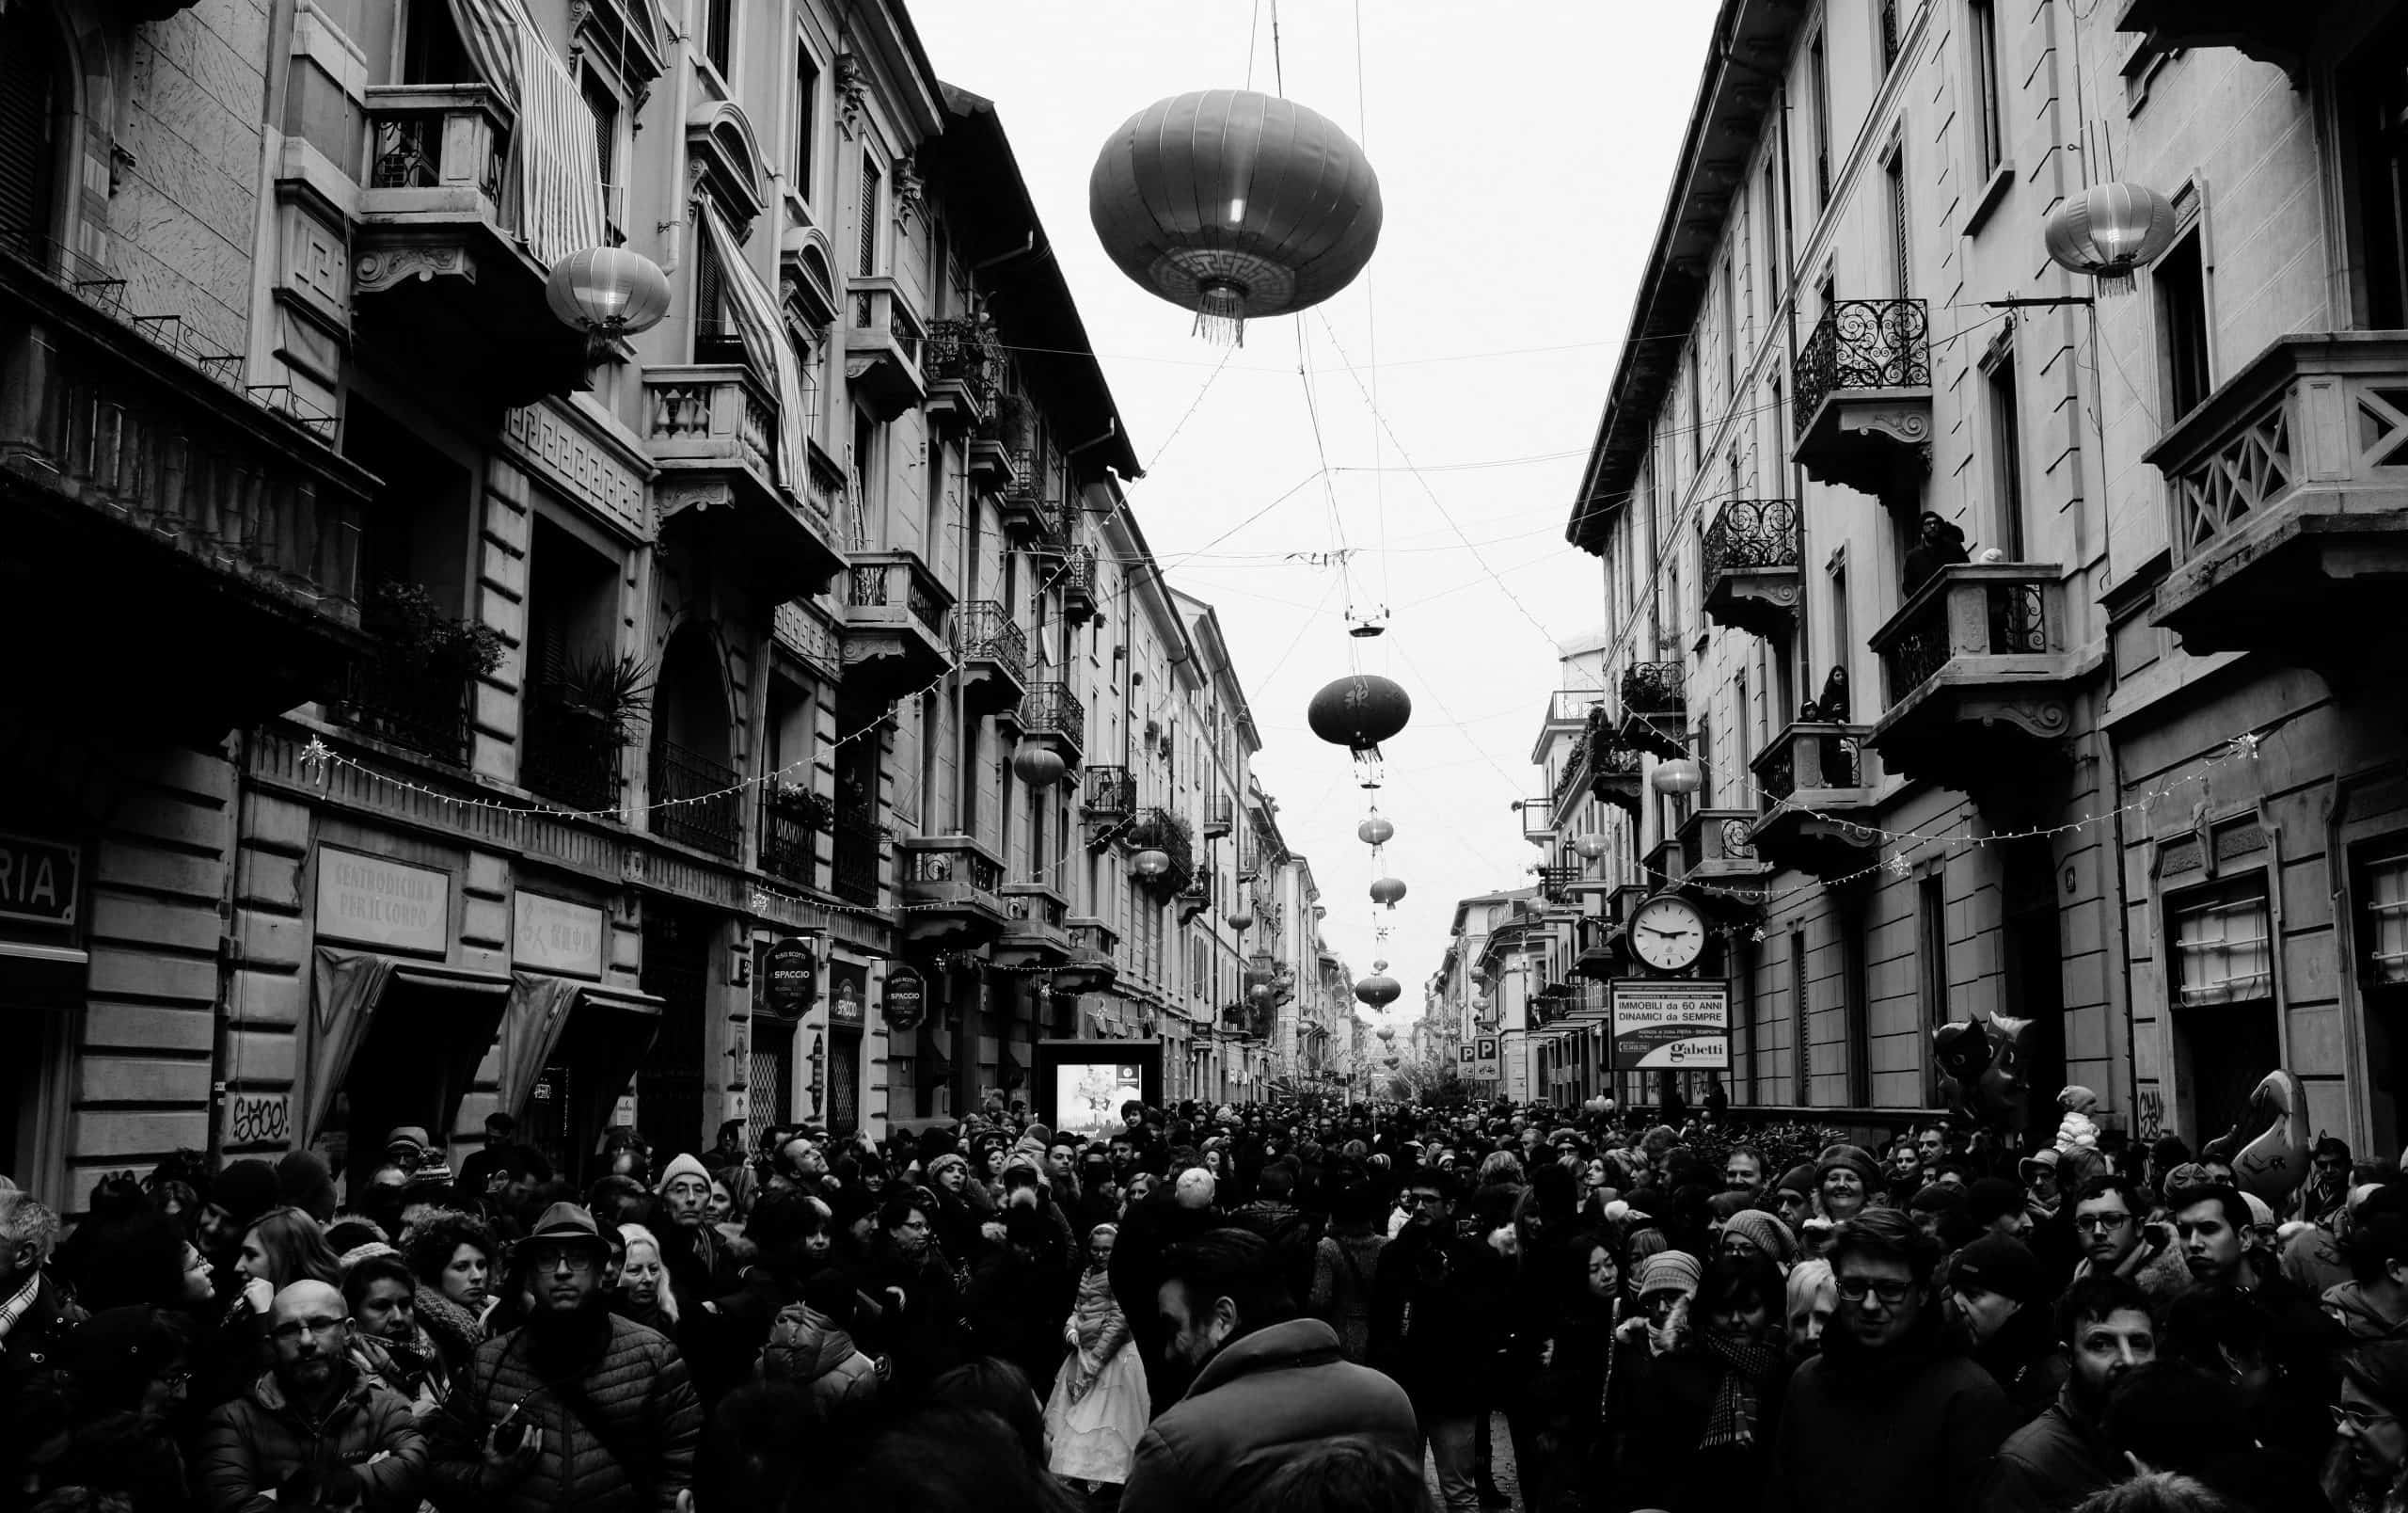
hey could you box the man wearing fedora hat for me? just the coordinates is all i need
[427,1202,698,1513]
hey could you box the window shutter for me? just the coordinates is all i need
[0,6,58,244]
[2369,854,2408,985]
[857,157,880,276]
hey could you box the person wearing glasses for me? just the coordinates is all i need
[424,1203,700,1513]
[198,1280,427,1513]
[2329,1338,2408,1512]
[1764,1208,2014,1513]
[1368,1171,1507,1513]
[2067,1176,2180,1297]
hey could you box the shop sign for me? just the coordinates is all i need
[1609,979,1730,1071]
[830,973,865,1027]
[315,847,449,954]
[882,965,927,1032]
[0,830,79,930]
[762,937,817,1015]
[513,893,604,979]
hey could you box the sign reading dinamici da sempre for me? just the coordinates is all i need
[1609,979,1731,1071]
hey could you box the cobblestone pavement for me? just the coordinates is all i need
[1422,1411,1522,1508]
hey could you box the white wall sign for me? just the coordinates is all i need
[513,892,605,979]
[314,847,450,954]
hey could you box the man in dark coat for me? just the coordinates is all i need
[1766,1209,2016,1513]
[426,1203,700,1513]
[0,1190,83,1503]
[1978,1275,2156,1513]
[198,1280,428,1513]
[1120,1230,1415,1513]
[1369,1168,1506,1513]
[1223,1157,1321,1306]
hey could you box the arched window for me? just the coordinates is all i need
[0,2,66,245]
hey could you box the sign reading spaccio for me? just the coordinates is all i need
[1609,979,1731,1071]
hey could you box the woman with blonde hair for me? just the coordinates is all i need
[614,1221,680,1336]
[1041,1222,1149,1497]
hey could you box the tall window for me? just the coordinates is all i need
[2156,227,2211,419]
[1841,898,1871,1106]
[856,155,881,277]
[1761,159,1785,310]
[703,0,733,79]
[692,239,740,362]
[1988,352,2026,559]
[1886,147,1911,296]
[2171,884,2273,1008]
[1827,556,1851,682]
[2342,13,2408,327]
[581,70,620,236]
[1918,872,1948,1103]
[1789,929,1811,1102]
[792,45,818,207]
[1720,261,1738,399]
[1880,0,1901,72]
[1809,30,1833,208]
[1970,0,2004,178]
[0,3,60,240]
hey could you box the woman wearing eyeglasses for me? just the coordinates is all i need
[2327,1339,2408,1513]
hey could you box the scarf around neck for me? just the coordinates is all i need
[1698,1331,1783,1450]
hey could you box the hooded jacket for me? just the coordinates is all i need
[759,1303,880,1421]
[197,1365,429,1513]
[2324,1280,2408,1341]
[1118,1318,1418,1513]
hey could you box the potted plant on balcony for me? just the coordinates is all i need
[340,583,505,757]
[369,581,507,679]
[547,649,656,742]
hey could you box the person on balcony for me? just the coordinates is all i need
[1903,512,1970,595]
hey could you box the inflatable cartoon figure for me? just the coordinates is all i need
[1931,1012,2033,1132]
[2201,1069,2312,1209]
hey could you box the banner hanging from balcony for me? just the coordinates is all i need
[443,0,604,267]
[697,200,809,502]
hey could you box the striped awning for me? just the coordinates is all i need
[445,0,604,268]
[697,200,809,500]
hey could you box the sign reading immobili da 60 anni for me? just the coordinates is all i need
[313,847,451,955]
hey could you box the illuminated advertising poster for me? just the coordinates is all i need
[1609,979,1731,1071]
[1056,1061,1146,1140]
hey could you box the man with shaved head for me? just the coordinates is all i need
[198,1280,427,1513]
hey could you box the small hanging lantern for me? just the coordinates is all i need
[1248,982,1273,1005]
[1370,877,1407,909]
[1089,90,1384,344]
[1133,849,1171,877]
[2043,183,2180,292]
[1011,741,1067,788]
[1650,758,1704,796]
[1372,958,1388,972]
[1226,907,1256,932]
[1575,835,1609,861]
[1357,813,1395,847]
[546,247,672,357]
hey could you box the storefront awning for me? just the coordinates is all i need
[496,972,665,1117]
[307,950,513,1145]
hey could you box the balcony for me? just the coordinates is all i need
[520,694,623,814]
[1082,766,1135,820]
[997,460,1052,541]
[1703,499,1802,639]
[650,740,742,860]
[1517,795,1557,846]
[922,316,998,434]
[1792,298,1932,504]
[645,365,847,600]
[1204,795,1234,838]
[996,883,1072,968]
[1008,680,1085,765]
[0,232,373,735]
[1546,688,1606,734]
[2114,0,2333,79]
[841,551,954,700]
[1586,716,1645,817]
[898,835,1010,946]
[329,653,471,764]
[1060,916,1122,995]
[1642,833,1687,889]
[1866,564,2075,802]
[2147,333,2408,662]
[832,800,880,906]
[844,277,927,422]
[354,86,585,406]
[1615,661,1688,760]
[1751,721,1879,876]
[970,395,1032,488]
[1127,807,1196,897]
[758,784,824,889]
[1178,871,1213,928]
[1058,543,1101,624]
[955,600,1028,716]
[1677,806,1770,883]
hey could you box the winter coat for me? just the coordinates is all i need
[1,1275,86,1505]
[757,1304,879,1422]
[963,1250,1076,1395]
[1368,1222,1507,1414]
[1118,1318,1418,1513]
[196,1367,428,1513]
[1224,1202,1322,1306]
[1976,1392,2120,1513]
[1307,1232,1386,1362]
[425,1313,700,1513]
[2325,1281,2408,1341]
[1964,1308,2067,1426]
[1763,1335,2016,1513]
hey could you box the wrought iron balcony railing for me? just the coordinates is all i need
[1752,722,1869,806]
[955,599,1027,682]
[758,785,822,888]
[1017,680,1085,754]
[1083,766,1135,817]
[520,693,622,813]
[1877,565,2054,708]
[1619,661,1685,718]
[923,316,998,394]
[365,85,508,200]
[1703,498,1801,576]
[847,554,950,641]
[651,739,742,859]
[1793,298,1931,438]
[832,800,880,905]
[330,653,471,764]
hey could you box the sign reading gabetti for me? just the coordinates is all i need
[314,847,450,954]
[513,892,605,979]
[0,830,80,930]
[1609,979,1730,1071]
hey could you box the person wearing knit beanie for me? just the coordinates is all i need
[1634,1249,1703,1299]
[1965,1177,2032,1242]
[275,1151,339,1225]
[1815,1143,1880,1221]
[198,1159,279,1273]
[1771,1162,1818,1233]
[1721,1208,1797,1267]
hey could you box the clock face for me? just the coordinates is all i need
[1629,895,1707,972]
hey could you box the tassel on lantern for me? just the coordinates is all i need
[1191,279,1248,345]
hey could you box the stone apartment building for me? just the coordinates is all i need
[1516,0,2408,1152]
[0,0,1292,1202]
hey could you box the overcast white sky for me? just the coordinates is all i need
[907,1,1721,1036]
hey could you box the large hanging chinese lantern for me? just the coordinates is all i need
[1354,972,1400,1008]
[1370,877,1406,909]
[1357,813,1395,847]
[2043,182,2179,290]
[1090,90,1384,344]
[1308,675,1412,756]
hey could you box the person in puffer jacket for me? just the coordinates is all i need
[425,1203,700,1513]
[757,1270,881,1424]
[197,1280,429,1513]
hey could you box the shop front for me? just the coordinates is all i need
[496,888,662,1184]
[0,823,85,1193]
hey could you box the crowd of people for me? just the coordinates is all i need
[1,1096,2401,1513]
